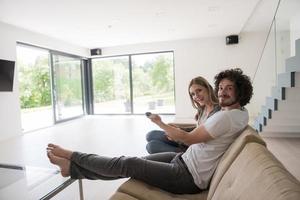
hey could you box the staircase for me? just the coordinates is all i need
[254,38,300,137]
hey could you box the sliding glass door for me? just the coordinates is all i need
[91,52,175,114]
[51,54,84,121]
[17,44,86,132]
[17,45,53,132]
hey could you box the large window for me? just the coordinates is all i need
[52,54,84,121]
[17,45,174,131]
[131,52,175,114]
[92,52,175,114]
[92,56,130,114]
[17,44,85,132]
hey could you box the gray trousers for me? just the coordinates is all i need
[70,152,201,194]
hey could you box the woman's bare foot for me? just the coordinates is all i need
[47,143,73,160]
[47,151,70,177]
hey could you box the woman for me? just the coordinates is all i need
[146,76,220,153]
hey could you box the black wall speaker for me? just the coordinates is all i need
[226,35,239,45]
[90,48,102,56]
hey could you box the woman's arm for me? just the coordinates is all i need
[149,114,213,145]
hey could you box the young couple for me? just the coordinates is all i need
[146,75,220,154]
[47,68,253,194]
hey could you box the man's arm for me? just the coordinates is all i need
[149,114,213,145]
[168,123,196,132]
[179,125,213,145]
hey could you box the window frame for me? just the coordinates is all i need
[90,50,175,115]
[17,42,88,132]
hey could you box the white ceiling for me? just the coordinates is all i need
[0,0,261,49]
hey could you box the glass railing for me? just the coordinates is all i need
[240,0,300,125]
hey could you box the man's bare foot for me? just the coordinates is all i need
[47,151,70,177]
[47,143,73,160]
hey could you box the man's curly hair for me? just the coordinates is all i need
[214,68,253,107]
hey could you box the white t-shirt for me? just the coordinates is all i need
[181,108,249,189]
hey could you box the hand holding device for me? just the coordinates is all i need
[145,112,152,117]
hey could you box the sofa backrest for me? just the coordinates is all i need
[211,143,300,200]
[207,125,266,200]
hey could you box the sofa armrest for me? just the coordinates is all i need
[211,143,300,200]
[109,191,139,200]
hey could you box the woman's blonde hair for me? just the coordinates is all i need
[188,76,218,116]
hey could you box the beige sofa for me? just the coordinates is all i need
[109,126,300,200]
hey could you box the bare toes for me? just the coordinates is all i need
[47,152,70,177]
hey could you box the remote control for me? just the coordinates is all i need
[145,112,152,117]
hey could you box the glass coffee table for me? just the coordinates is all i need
[0,163,84,200]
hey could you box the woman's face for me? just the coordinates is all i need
[189,84,209,107]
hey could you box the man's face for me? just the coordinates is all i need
[218,79,237,107]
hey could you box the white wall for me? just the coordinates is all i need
[290,13,300,56]
[102,32,266,121]
[0,22,89,141]
[0,21,268,141]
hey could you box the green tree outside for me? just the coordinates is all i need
[18,52,174,111]
[19,56,51,109]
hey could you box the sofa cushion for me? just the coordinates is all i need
[211,143,300,200]
[116,179,208,200]
[207,125,266,200]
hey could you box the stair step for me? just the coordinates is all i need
[253,118,262,132]
[296,38,300,56]
[260,114,266,126]
[277,72,300,88]
[277,72,294,87]
[261,105,271,119]
[271,86,285,100]
[285,56,300,73]
[260,131,300,138]
[286,39,300,72]
[266,97,277,111]
[255,113,266,126]
[271,85,300,101]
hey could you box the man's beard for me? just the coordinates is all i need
[219,96,238,107]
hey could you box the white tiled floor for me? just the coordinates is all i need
[262,136,300,181]
[0,115,175,200]
[1,115,299,199]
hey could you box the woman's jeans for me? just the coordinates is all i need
[70,151,200,194]
[146,130,187,154]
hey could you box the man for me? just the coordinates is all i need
[47,68,253,194]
